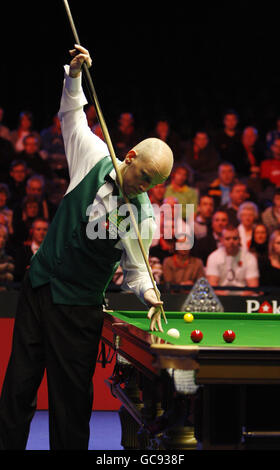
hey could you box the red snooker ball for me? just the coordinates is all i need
[191,329,203,343]
[223,330,236,343]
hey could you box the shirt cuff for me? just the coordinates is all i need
[64,65,83,96]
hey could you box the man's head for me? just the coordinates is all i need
[242,126,258,148]
[229,183,248,207]
[193,131,209,150]
[10,160,27,183]
[218,162,235,186]
[223,110,239,131]
[221,225,241,256]
[31,218,49,245]
[23,134,40,155]
[211,210,229,236]
[198,195,214,220]
[26,175,45,199]
[171,166,188,186]
[119,138,173,198]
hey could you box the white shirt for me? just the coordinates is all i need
[58,66,156,303]
[206,246,259,287]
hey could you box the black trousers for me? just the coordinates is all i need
[0,274,104,450]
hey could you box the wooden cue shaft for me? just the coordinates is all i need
[62,0,167,325]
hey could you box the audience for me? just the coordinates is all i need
[259,229,280,287]
[193,195,215,239]
[260,137,280,188]
[219,182,249,226]
[206,225,259,295]
[191,210,229,265]
[1,98,280,295]
[237,201,259,251]
[261,187,280,234]
[164,166,198,219]
[207,162,237,208]
[181,130,220,190]
[249,223,269,265]
[162,237,204,288]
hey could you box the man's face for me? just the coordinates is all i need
[230,185,247,206]
[194,132,209,149]
[172,168,188,186]
[219,165,235,186]
[32,221,48,244]
[212,212,229,235]
[199,196,214,219]
[150,183,166,201]
[223,113,238,131]
[26,181,43,198]
[242,128,257,147]
[24,137,39,155]
[222,229,240,256]
[10,164,27,183]
[122,153,163,198]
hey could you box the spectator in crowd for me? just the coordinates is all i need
[219,182,249,226]
[0,106,11,141]
[10,111,41,153]
[40,114,65,157]
[92,123,104,141]
[206,225,259,294]
[18,134,52,180]
[0,135,16,181]
[6,160,28,209]
[260,137,280,188]
[237,201,259,250]
[212,109,241,163]
[181,130,220,189]
[191,210,229,265]
[13,218,49,282]
[24,175,56,221]
[150,119,182,162]
[234,126,264,178]
[259,229,280,287]
[0,224,14,290]
[261,187,280,234]
[249,223,269,265]
[148,183,166,206]
[150,196,191,259]
[207,162,237,208]
[162,237,205,288]
[0,184,13,235]
[266,117,280,153]
[164,165,198,219]
[12,195,41,245]
[111,112,143,160]
[194,194,215,239]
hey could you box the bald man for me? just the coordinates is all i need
[0,45,173,451]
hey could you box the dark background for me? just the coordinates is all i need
[1,1,279,145]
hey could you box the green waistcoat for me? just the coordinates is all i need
[28,156,154,306]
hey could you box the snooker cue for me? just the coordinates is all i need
[62,0,167,326]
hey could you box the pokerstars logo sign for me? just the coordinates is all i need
[246,300,280,314]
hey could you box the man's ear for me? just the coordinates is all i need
[125,150,137,164]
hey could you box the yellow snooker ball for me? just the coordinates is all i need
[184,313,194,323]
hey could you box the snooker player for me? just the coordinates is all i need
[0,45,173,450]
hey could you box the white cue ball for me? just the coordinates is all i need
[167,328,180,339]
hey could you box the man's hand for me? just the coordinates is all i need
[69,44,92,78]
[144,288,164,332]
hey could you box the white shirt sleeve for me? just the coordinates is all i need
[58,65,109,192]
[119,217,158,304]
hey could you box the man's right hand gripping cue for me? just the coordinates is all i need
[69,44,92,78]
[144,288,164,332]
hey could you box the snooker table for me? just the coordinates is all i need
[101,310,280,450]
